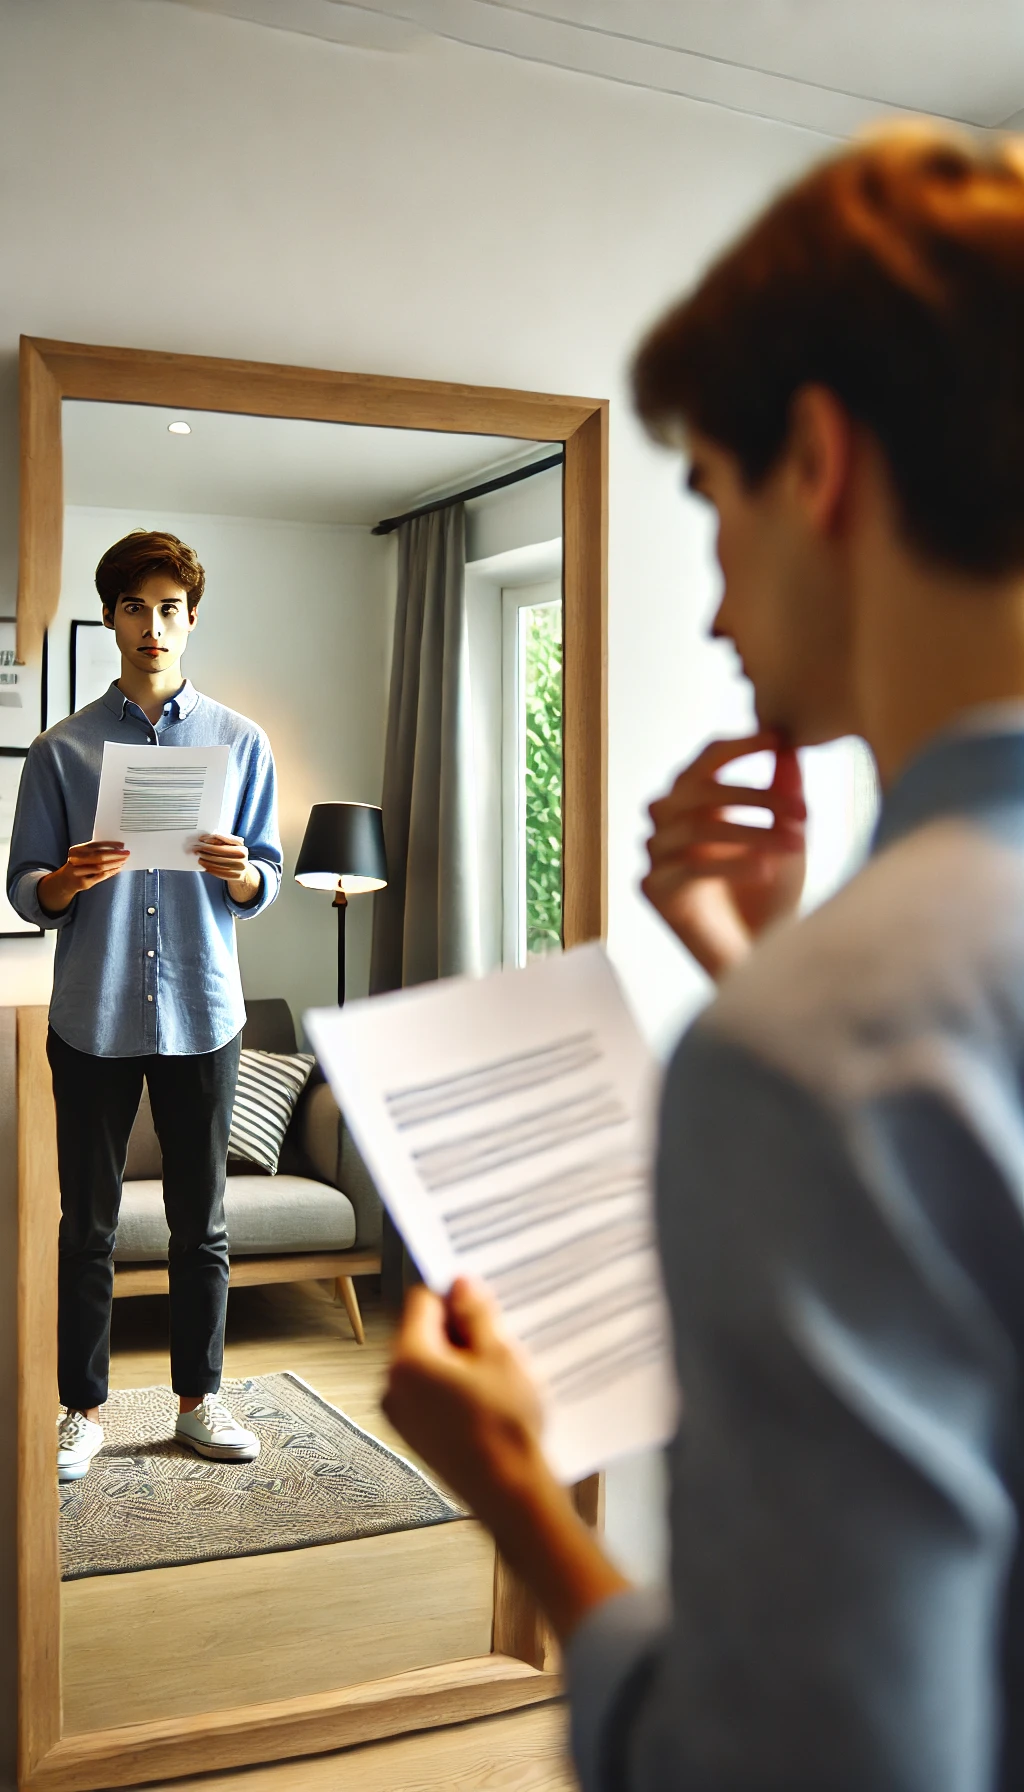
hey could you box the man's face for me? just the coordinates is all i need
[104,574,196,672]
[686,425,858,746]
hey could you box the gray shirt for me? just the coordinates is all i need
[568,720,1024,1792]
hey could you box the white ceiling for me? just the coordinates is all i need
[62,402,555,526]
[158,0,1024,137]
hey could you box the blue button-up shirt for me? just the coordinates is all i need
[567,713,1024,1792]
[8,681,282,1057]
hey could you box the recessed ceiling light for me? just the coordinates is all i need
[167,420,191,436]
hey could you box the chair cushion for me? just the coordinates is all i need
[113,1176,357,1261]
[228,1049,315,1174]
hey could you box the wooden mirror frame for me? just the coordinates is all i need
[16,338,607,1791]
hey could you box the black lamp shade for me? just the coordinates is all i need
[294,803,388,894]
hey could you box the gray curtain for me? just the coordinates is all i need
[370,502,481,995]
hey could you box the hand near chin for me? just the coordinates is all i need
[643,731,807,982]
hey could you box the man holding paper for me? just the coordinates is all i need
[383,130,1024,1792]
[8,530,282,1481]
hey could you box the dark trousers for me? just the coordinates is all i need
[47,1028,241,1410]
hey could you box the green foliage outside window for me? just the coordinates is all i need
[523,602,563,958]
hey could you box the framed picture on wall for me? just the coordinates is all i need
[0,618,47,748]
[0,749,43,937]
[70,618,120,713]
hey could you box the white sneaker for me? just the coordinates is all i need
[175,1393,260,1462]
[57,1409,105,1482]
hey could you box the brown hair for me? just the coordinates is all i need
[95,530,206,614]
[633,126,1024,576]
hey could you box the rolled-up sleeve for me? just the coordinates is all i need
[570,1028,1017,1792]
[225,732,282,920]
[7,739,75,931]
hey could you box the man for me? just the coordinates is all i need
[381,127,1024,1790]
[9,530,282,1482]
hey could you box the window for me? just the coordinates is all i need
[502,580,563,967]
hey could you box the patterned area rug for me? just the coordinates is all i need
[59,1372,463,1581]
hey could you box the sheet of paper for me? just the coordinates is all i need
[305,944,678,1483]
[91,742,231,872]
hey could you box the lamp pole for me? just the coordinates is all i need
[333,888,348,1006]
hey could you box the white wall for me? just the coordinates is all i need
[466,465,563,564]
[0,4,837,1761]
[55,506,392,1023]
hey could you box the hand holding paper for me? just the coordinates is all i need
[194,833,260,902]
[37,841,131,917]
[384,1273,546,1498]
[386,1271,635,1645]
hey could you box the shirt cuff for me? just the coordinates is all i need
[566,1587,668,1792]
[12,870,76,931]
[225,861,277,920]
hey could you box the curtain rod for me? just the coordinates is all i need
[372,450,564,536]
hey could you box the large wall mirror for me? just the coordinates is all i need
[16,339,606,1790]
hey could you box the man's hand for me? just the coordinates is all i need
[38,842,130,916]
[384,1278,629,1642]
[642,731,806,982]
[195,833,261,904]
[385,1277,546,1511]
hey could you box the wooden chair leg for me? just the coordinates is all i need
[335,1274,365,1344]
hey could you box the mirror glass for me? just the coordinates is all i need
[47,398,563,1730]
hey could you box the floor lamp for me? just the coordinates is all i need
[294,802,388,1005]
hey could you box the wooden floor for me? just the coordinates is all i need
[137,1702,577,1792]
[64,1281,495,1733]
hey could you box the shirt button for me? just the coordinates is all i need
[147,950,155,958]
[148,868,155,874]
[147,994,154,1002]
[147,907,156,915]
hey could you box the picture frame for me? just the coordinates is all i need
[0,618,47,747]
[70,618,119,713]
[0,748,43,937]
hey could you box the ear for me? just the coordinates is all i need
[186,606,199,633]
[786,385,855,538]
[101,606,115,631]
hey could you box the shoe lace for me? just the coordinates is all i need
[198,1393,236,1432]
[58,1409,91,1448]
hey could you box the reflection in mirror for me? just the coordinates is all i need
[32,400,562,1733]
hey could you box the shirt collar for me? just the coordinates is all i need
[874,712,1024,855]
[102,679,199,722]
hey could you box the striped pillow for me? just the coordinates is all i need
[228,1049,316,1175]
